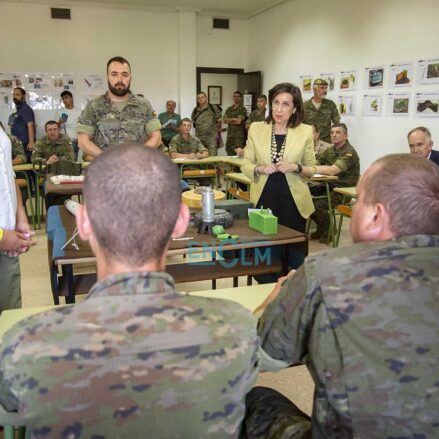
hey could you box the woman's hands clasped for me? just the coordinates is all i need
[256,162,300,174]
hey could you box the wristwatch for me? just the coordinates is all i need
[293,163,303,174]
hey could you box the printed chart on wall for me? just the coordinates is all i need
[386,93,411,117]
[25,73,52,90]
[82,74,105,91]
[363,94,383,116]
[338,95,355,116]
[365,66,385,89]
[0,92,13,109]
[388,62,413,88]
[0,73,23,90]
[417,57,439,85]
[300,74,313,94]
[318,72,335,91]
[415,92,439,117]
[339,70,357,91]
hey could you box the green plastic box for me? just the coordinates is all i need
[249,208,278,234]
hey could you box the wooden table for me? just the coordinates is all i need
[333,186,357,198]
[47,206,307,304]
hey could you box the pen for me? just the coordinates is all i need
[172,237,194,241]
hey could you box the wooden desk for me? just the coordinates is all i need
[333,186,357,198]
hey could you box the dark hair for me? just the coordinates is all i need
[331,122,348,135]
[258,94,267,101]
[45,120,58,130]
[266,82,304,128]
[13,87,25,96]
[407,126,432,140]
[83,144,181,266]
[233,91,243,97]
[60,90,73,98]
[106,56,131,72]
[181,117,191,125]
[364,154,439,236]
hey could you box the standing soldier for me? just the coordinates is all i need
[223,91,247,156]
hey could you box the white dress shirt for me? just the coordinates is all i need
[0,127,17,230]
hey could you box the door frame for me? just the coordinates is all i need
[196,67,245,94]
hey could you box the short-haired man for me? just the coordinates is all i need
[311,123,360,243]
[77,56,161,158]
[245,95,267,130]
[158,100,181,147]
[0,144,259,437]
[54,91,81,160]
[10,87,35,162]
[303,78,340,143]
[0,125,33,313]
[407,126,439,165]
[169,118,208,159]
[244,154,439,438]
[223,91,247,156]
[191,91,222,156]
[32,120,74,165]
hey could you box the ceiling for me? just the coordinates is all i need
[10,0,288,18]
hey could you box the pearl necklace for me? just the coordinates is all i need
[271,125,287,164]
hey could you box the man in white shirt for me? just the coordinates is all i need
[55,91,81,160]
[0,126,33,313]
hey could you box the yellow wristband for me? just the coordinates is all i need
[0,227,3,243]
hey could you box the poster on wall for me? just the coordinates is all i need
[0,73,24,90]
[386,93,411,117]
[362,94,383,116]
[317,72,335,91]
[338,95,355,116]
[417,57,439,85]
[52,73,75,91]
[25,73,52,90]
[300,74,313,94]
[415,92,439,117]
[339,70,357,91]
[0,91,14,109]
[28,90,52,110]
[388,62,413,87]
[81,74,105,91]
[364,66,385,89]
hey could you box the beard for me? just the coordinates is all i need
[13,98,22,105]
[108,80,130,97]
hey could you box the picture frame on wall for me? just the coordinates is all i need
[208,86,222,105]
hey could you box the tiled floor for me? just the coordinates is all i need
[18,215,353,416]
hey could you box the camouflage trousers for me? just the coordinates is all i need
[0,254,22,314]
[243,387,311,438]
[198,134,217,157]
[226,136,246,156]
[311,190,344,235]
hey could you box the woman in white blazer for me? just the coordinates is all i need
[241,82,316,276]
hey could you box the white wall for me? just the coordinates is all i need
[247,0,439,170]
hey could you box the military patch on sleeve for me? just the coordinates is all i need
[346,153,352,157]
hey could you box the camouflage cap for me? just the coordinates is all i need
[314,78,328,86]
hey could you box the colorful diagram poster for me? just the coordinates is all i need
[362,94,383,116]
[417,57,439,85]
[82,74,105,90]
[52,73,75,91]
[0,73,24,90]
[25,73,52,90]
[387,93,411,116]
[339,70,357,91]
[300,74,313,94]
[388,62,413,87]
[317,72,335,91]
[364,66,385,89]
[338,95,355,116]
[415,92,439,117]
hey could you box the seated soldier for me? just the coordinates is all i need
[0,144,259,437]
[311,122,360,243]
[312,124,331,158]
[32,120,74,165]
[169,118,209,159]
[0,121,26,165]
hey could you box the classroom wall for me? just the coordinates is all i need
[247,0,439,170]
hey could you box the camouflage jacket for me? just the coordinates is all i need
[259,235,439,439]
[77,92,161,149]
[191,104,222,139]
[169,134,207,155]
[0,271,259,438]
[314,139,331,157]
[303,98,340,143]
[31,134,73,164]
[247,109,266,127]
[9,134,26,164]
[317,140,360,186]
[224,105,247,140]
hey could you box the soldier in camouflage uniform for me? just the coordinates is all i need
[191,91,222,157]
[223,91,247,156]
[244,154,439,439]
[169,118,208,159]
[10,134,27,165]
[31,120,73,164]
[311,123,360,243]
[0,144,259,438]
[245,95,267,130]
[303,78,340,143]
[77,56,161,159]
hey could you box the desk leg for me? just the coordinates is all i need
[62,265,76,304]
[325,182,337,247]
[50,263,60,305]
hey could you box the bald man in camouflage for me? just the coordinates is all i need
[244,154,439,439]
[0,144,259,438]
